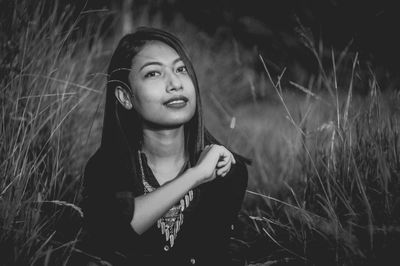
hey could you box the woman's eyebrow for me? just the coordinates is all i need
[139,57,183,71]
[172,57,183,65]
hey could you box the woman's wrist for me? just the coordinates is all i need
[183,167,203,188]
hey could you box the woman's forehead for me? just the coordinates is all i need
[132,41,181,67]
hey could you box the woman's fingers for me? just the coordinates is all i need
[217,161,225,167]
[216,163,231,176]
[215,146,236,166]
[194,144,236,183]
[231,153,236,164]
[214,146,236,177]
[217,153,229,166]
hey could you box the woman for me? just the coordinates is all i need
[81,27,249,266]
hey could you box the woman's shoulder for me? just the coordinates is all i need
[83,147,132,186]
[84,148,108,177]
[226,156,249,191]
[83,148,109,187]
[205,155,249,194]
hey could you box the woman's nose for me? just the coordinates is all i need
[166,71,183,92]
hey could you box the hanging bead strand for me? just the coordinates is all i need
[138,150,195,249]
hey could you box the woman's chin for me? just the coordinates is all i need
[143,117,192,130]
[163,118,192,128]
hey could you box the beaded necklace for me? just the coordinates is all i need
[137,150,194,248]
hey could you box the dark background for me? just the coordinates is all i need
[85,0,399,71]
[52,0,398,85]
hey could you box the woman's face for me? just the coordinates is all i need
[128,41,196,128]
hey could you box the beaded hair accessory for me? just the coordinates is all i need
[137,150,194,248]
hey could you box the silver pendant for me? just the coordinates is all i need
[180,199,185,211]
[166,226,170,241]
[185,194,189,207]
[189,190,193,201]
[161,221,165,234]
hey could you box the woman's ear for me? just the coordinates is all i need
[115,86,133,110]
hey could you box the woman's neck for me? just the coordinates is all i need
[141,125,186,170]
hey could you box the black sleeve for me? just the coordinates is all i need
[80,150,141,263]
[196,158,249,265]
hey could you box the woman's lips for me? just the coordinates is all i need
[164,96,188,108]
[165,99,187,108]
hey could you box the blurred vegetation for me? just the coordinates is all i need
[1,1,399,265]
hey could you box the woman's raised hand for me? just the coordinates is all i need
[191,144,236,186]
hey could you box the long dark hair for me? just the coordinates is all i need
[101,27,222,181]
[100,27,250,189]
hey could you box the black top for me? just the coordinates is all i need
[81,147,248,266]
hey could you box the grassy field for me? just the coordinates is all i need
[1,1,399,265]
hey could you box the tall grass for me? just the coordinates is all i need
[0,1,109,264]
[239,29,400,265]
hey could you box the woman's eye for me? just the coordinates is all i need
[176,66,187,73]
[144,71,160,78]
